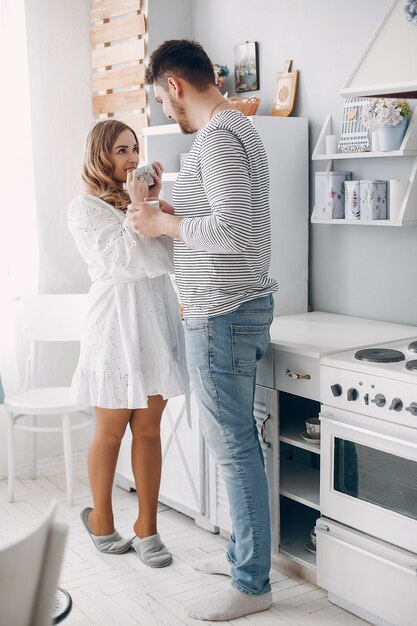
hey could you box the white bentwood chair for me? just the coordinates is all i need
[0,500,69,626]
[4,294,92,506]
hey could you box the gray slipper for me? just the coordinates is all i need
[80,507,133,554]
[132,533,173,567]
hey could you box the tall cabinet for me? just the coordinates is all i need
[116,116,309,540]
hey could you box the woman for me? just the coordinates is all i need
[68,120,188,567]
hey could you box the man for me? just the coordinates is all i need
[128,39,278,622]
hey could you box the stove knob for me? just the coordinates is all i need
[405,402,417,416]
[331,384,342,397]
[347,388,358,401]
[371,393,386,408]
[389,398,403,412]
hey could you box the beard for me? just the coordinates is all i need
[169,94,196,135]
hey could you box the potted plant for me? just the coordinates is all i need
[361,98,412,151]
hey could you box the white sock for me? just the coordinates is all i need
[185,585,272,621]
[192,554,232,576]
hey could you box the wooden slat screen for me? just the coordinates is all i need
[90,0,147,159]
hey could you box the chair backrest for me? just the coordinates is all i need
[0,500,68,626]
[20,294,88,342]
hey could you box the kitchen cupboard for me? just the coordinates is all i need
[142,115,309,316]
[311,107,417,226]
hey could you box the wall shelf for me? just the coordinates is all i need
[311,218,417,226]
[311,108,417,226]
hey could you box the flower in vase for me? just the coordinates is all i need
[212,64,229,90]
[362,98,412,129]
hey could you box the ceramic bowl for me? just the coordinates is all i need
[305,417,320,439]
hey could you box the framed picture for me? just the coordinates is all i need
[338,97,371,152]
[234,41,259,93]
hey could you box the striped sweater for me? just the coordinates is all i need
[173,109,278,318]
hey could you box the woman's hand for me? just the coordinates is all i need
[126,170,148,203]
[148,161,164,198]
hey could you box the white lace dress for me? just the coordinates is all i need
[68,194,189,409]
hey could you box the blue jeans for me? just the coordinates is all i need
[184,295,274,595]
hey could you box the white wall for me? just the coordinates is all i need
[25,0,92,296]
[16,0,94,465]
[191,0,417,326]
[146,0,193,125]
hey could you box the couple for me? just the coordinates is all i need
[69,39,277,622]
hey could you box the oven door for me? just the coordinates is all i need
[320,406,417,554]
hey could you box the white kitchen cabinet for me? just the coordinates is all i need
[311,107,417,226]
[143,115,309,316]
[277,382,321,570]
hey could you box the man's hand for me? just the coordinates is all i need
[127,202,163,238]
[127,201,183,240]
[157,199,175,215]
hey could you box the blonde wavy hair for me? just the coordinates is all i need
[82,119,139,212]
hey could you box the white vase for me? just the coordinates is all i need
[378,117,409,152]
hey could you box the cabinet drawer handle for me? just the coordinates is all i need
[261,414,271,448]
[285,369,311,381]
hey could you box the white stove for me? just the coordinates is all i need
[321,336,417,429]
[317,337,417,626]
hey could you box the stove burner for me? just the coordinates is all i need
[405,360,417,371]
[354,348,406,363]
[408,341,417,353]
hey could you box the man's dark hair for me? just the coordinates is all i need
[145,39,215,91]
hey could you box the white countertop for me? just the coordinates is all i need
[269,312,417,359]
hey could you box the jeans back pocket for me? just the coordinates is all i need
[231,323,271,376]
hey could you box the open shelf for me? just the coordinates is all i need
[280,428,321,455]
[280,496,319,569]
[311,109,417,226]
[280,458,320,510]
[311,218,417,226]
[313,149,417,160]
[279,391,321,454]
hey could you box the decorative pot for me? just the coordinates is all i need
[378,117,410,152]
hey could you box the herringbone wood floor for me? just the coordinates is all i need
[0,453,369,625]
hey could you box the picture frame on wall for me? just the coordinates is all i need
[234,41,259,93]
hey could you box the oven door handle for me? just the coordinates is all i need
[316,526,417,576]
[319,413,417,450]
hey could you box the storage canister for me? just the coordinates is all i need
[344,181,361,220]
[314,171,352,219]
[359,180,387,220]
